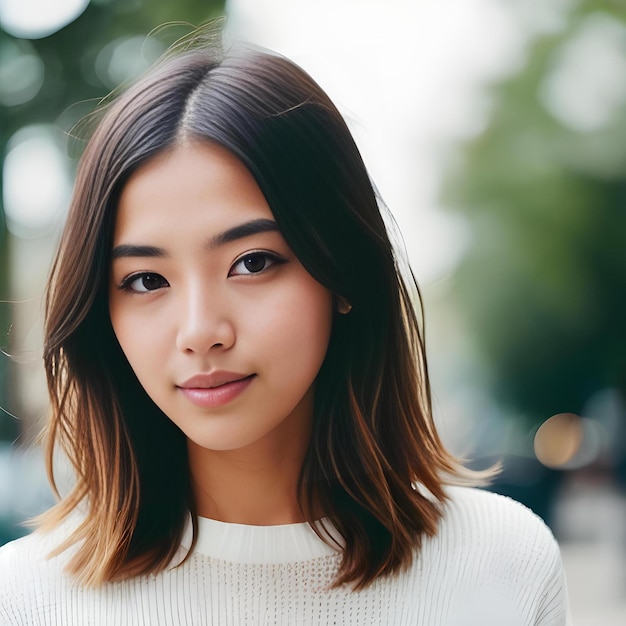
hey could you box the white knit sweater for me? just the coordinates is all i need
[0,487,571,625]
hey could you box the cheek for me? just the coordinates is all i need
[260,281,334,370]
[109,303,163,380]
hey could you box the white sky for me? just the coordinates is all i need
[225,0,526,283]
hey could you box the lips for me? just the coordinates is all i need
[177,371,255,408]
[179,371,253,390]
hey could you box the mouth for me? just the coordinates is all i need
[177,373,256,408]
[178,372,255,389]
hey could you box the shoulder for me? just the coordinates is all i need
[439,485,561,564]
[0,530,56,576]
[0,527,73,624]
[443,485,552,532]
[426,486,571,625]
[0,533,45,623]
[0,527,68,582]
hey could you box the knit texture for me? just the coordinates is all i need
[0,487,571,625]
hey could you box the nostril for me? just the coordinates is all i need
[176,316,236,354]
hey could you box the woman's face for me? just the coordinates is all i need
[109,142,334,454]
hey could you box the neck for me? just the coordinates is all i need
[188,409,312,526]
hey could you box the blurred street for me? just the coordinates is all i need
[563,543,626,626]
[556,478,626,625]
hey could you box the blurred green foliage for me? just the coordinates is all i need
[443,1,626,427]
[0,0,225,441]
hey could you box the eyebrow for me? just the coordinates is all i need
[210,218,279,247]
[111,218,280,260]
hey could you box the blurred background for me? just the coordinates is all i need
[1,0,624,622]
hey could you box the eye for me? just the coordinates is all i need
[229,251,285,276]
[120,272,169,293]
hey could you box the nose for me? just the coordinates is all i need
[175,283,236,354]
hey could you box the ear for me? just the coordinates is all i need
[336,295,353,315]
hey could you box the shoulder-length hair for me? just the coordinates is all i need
[39,41,484,588]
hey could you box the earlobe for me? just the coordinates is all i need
[336,295,352,315]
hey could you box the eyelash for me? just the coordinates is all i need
[118,273,169,294]
[117,251,286,294]
[228,250,285,276]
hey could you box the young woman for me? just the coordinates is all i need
[0,41,571,625]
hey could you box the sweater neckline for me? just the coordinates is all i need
[191,516,341,564]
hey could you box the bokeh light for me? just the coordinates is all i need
[0,0,90,39]
[534,412,608,470]
[2,125,72,239]
[94,35,166,90]
[0,40,45,107]
[534,413,584,468]
[540,13,626,132]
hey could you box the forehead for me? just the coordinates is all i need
[113,142,275,243]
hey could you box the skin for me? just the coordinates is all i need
[109,142,334,525]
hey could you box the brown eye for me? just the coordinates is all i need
[229,251,285,276]
[122,273,169,293]
[243,254,268,273]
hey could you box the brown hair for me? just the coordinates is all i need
[39,41,488,588]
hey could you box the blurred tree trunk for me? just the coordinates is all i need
[0,151,18,441]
